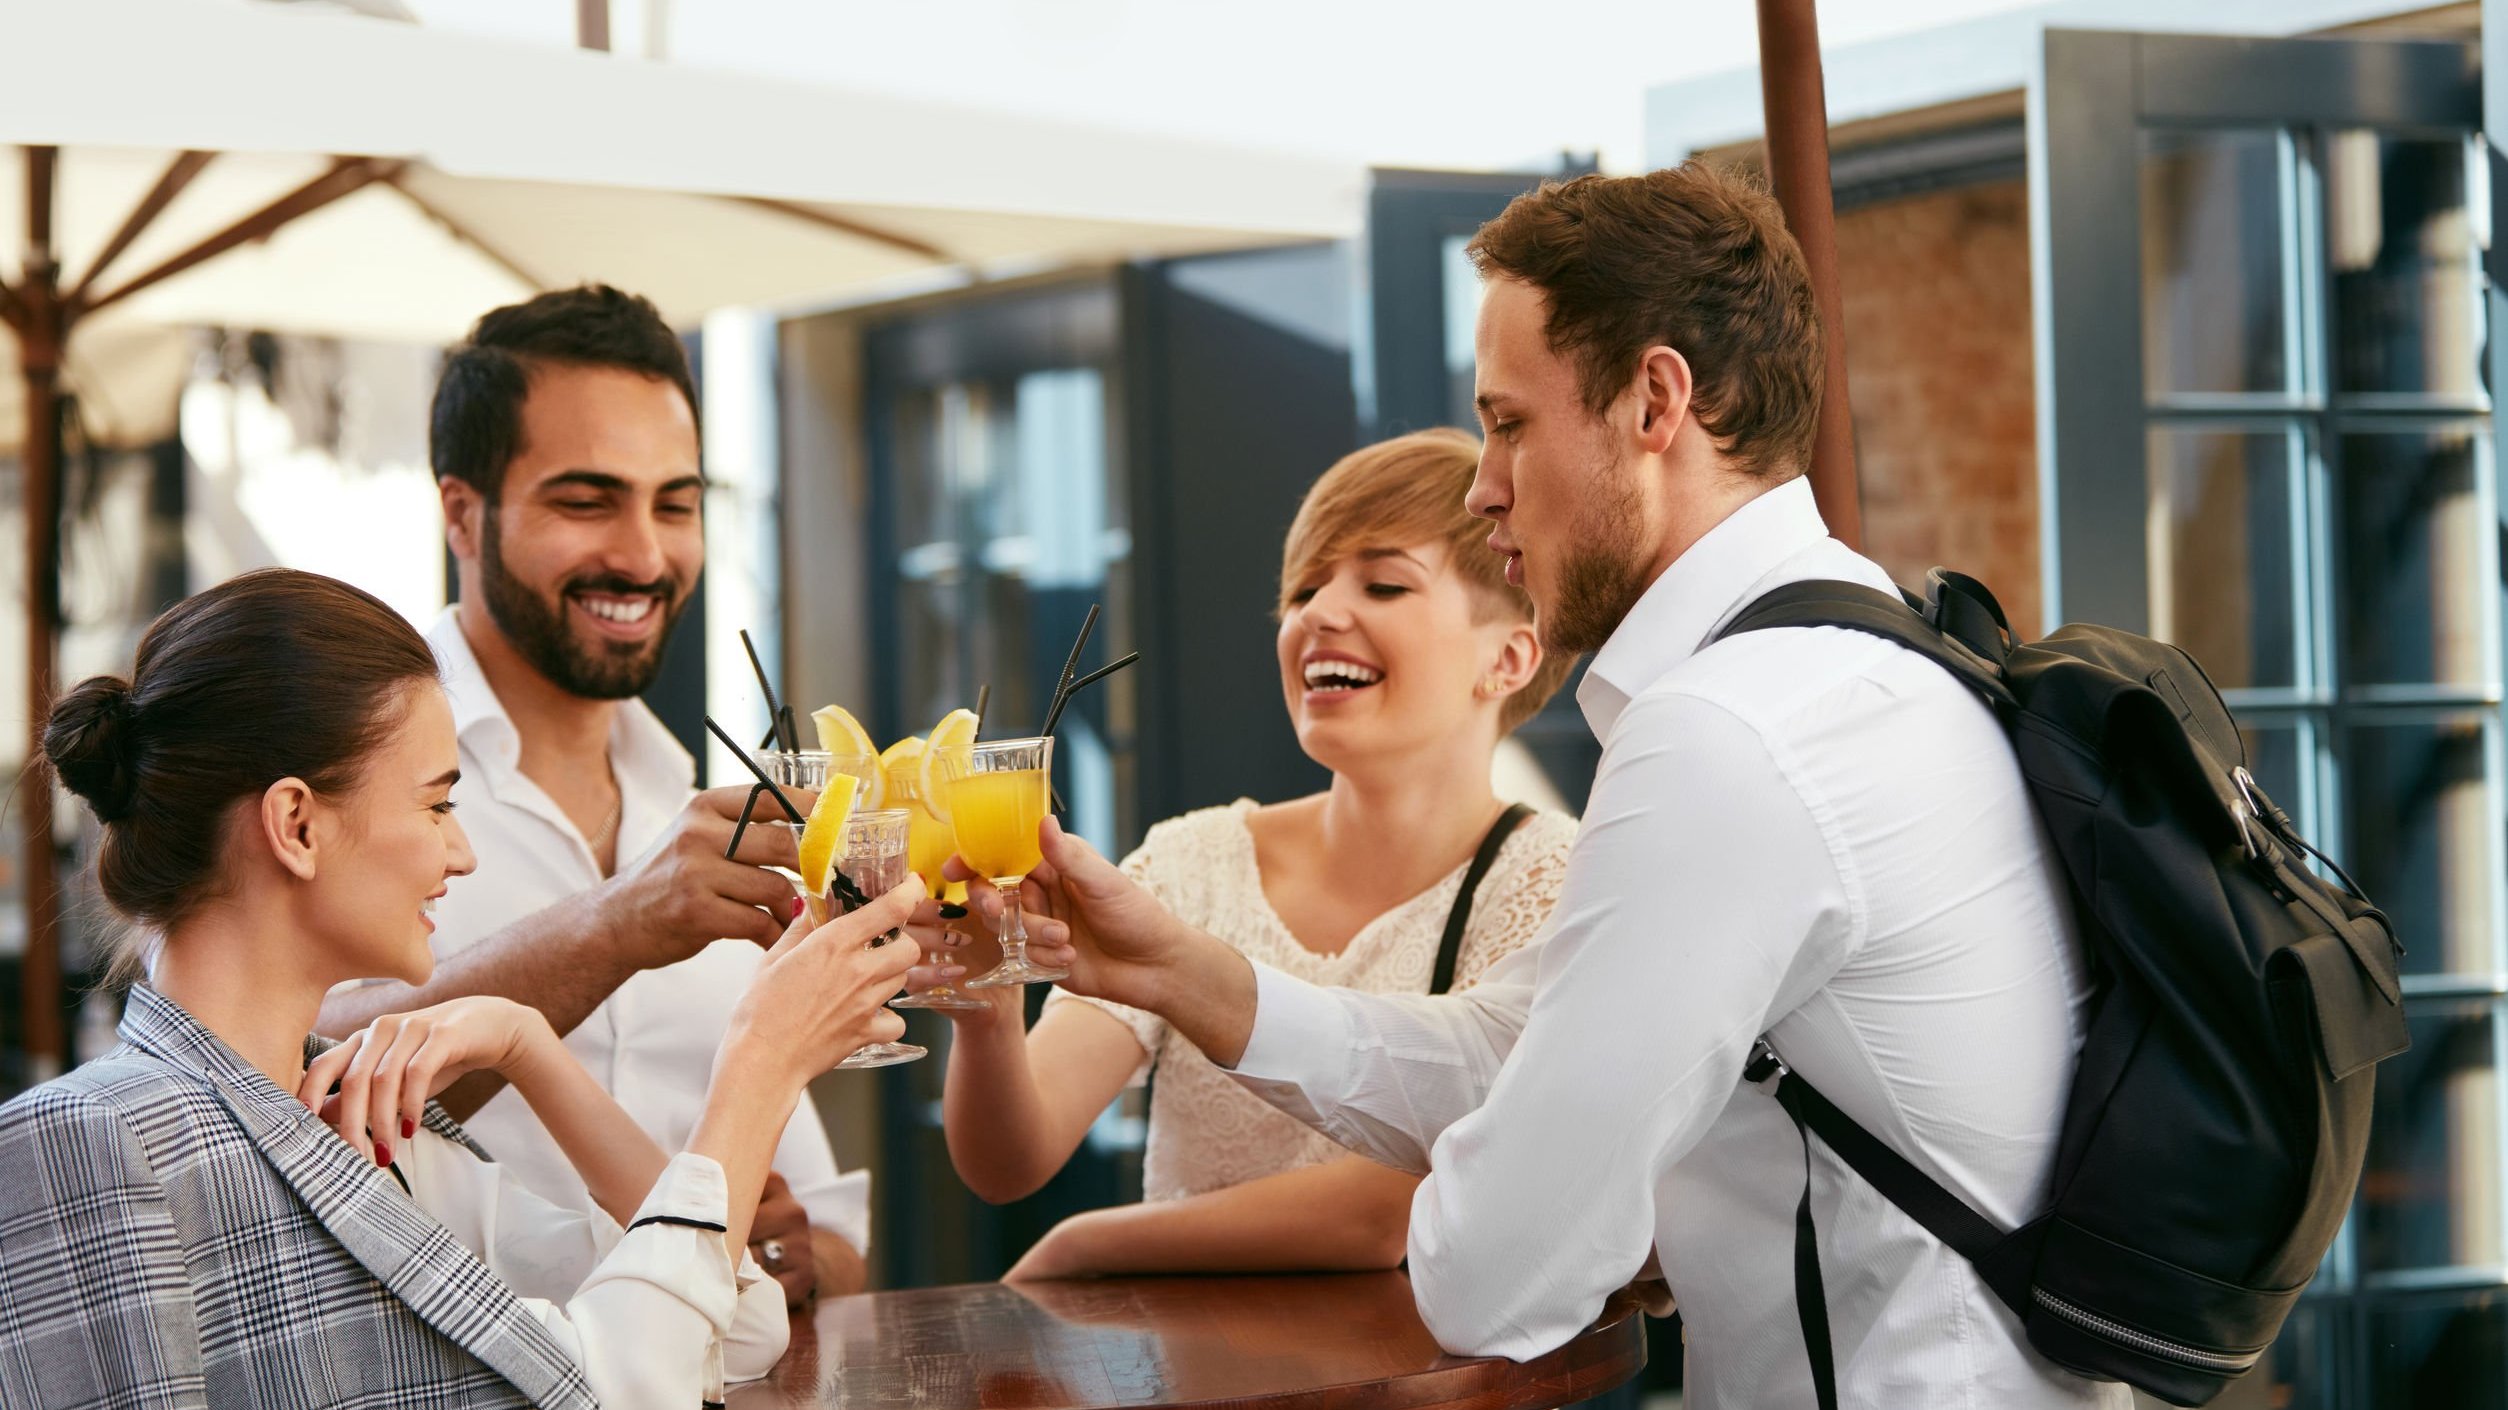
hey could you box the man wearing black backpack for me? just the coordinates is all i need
[939,164,2271,1409]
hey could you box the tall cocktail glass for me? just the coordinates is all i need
[885,755,989,1012]
[823,809,925,1069]
[939,736,1066,988]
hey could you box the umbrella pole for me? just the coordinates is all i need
[1755,0,1862,551]
[16,145,64,1078]
[576,0,610,52]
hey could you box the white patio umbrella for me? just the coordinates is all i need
[0,0,1362,1068]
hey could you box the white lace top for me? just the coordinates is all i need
[1046,798,1578,1202]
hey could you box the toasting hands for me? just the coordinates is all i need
[595,784,822,967]
[907,817,1260,1065]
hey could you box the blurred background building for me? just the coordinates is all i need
[6,0,2508,1404]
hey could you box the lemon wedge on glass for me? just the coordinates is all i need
[879,734,926,793]
[918,708,980,826]
[811,703,885,809]
[795,772,861,902]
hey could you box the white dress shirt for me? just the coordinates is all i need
[416,609,870,1252]
[1230,478,2128,1409]
[405,1139,789,1402]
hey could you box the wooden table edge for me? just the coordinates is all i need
[1075,1291,1651,1410]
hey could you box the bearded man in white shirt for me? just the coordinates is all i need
[960,166,2125,1407]
[320,285,869,1307]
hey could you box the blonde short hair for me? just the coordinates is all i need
[1278,428,1576,734]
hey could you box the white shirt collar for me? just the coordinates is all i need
[1575,475,1832,739]
[424,606,693,804]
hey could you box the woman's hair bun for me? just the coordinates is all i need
[44,675,141,823]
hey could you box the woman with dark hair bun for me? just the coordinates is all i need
[0,567,916,1408]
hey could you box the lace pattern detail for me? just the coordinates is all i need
[1048,799,1577,1201]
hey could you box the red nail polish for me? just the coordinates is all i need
[375,1143,391,1167]
[402,1118,416,1140]
[789,895,806,921]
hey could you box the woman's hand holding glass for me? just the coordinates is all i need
[298,995,558,1167]
[719,878,926,1086]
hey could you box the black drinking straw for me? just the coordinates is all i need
[973,683,991,738]
[1053,605,1099,701]
[709,715,807,860]
[1041,650,1138,739]
[1033,604,1102,739]
[739,630,796,752]
[1064,651,1139,698]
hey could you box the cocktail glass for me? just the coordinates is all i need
[823,809,926,1069]
[753,748,833,797]
[938,736,1066,988]
[885,756,989,1012]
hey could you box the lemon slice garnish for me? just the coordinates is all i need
[879,734,926,794]
[795,772,861,901]
[918,708,980,826]
[811,704,884,809]
[811,703,877,759]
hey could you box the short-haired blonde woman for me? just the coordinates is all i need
[920,429,1579,1279]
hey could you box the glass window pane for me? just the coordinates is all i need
[892,387,952,549]
[2361,1004,2501,1274]
[2240,721,2314,829]
[2344,717,2498,977]
[2326,131,2484,399]
[2369,1289,2508,1407]
[2142,130,2292,397]
[2339,429,2489,689]
[2149,428,2302,688]
[1441,233,1483,428]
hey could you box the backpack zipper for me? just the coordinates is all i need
[2031,1288,2262,1375]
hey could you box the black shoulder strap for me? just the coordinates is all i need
[1744,1041,2038,1410]
[1715,579,2017,712]
[1432,803,1534,995]
[1721,573,2037,1408]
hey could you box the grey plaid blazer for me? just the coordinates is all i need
[0,987,598,1409]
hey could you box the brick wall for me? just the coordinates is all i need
[1833,179,2043,636]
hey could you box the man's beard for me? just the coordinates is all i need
[478,509,686,701]
[1539,439,1655,656]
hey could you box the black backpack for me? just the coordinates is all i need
[1712,568,2410,1409]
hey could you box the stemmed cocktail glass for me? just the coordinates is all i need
[885,755,988,1012]
[937,736,1066,989]
[821,808,925,1069]
[747,750,924,1068]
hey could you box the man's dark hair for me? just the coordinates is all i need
[429,284,697,499]
[1467,163,1823,479]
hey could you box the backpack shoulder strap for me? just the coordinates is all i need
[1716,580,2016,712]
[1748,1043,2031,1310]
[1742,1042,2039,1410]
[1432,803,1534,995]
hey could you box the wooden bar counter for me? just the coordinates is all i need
[731,1273,1647,1410]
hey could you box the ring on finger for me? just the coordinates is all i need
[759,1238,787,1270]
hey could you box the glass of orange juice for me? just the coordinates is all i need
[939,736,1065,988]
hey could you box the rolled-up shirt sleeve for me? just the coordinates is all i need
[418,1142,789,1404]
[1231,691,1858,1361]
[1231,953,1533,1175]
